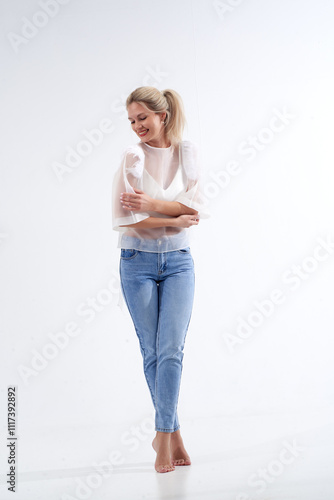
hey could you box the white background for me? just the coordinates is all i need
[1,0,334,498]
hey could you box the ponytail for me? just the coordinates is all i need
[126,86,186,146]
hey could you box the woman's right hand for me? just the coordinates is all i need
[174,214,200,228]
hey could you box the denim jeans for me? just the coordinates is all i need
[119,247,195,433]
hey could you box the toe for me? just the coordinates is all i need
[172,457,191,466]
[156,464,175,473]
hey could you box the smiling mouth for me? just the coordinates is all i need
[139,130,148,137]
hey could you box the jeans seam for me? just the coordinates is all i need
[172,288,193,431]
[155,297,161,429]
[120,252,194,434]
[156,425,180,432]
[120,250,138,260]
[120,262,156,406]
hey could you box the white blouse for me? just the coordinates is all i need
[112,140,210,252]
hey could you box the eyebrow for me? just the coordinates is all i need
[128,113,146,120]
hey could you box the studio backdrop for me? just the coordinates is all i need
[1,0,334,497]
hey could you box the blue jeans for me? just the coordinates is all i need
[120,247,195,433]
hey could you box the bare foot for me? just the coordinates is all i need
[152,433,175,473]
[170,430,191,466]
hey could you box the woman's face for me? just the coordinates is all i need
[127,102,167,147]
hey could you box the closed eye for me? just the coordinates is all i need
[130,117,147,124]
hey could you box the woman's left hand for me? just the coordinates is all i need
[120,188,155,212]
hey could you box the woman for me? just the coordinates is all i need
[112,86,209,473]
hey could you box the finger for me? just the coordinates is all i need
[122,205,138,211]
[122,201,140,209]
[121,195,138,202]
[120,191,140,199]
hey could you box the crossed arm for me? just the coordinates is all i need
[119,188,199,228]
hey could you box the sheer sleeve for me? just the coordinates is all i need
[175,140,210,219]
[112,145,151,231]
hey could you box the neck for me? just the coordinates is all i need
[146,133,171,149]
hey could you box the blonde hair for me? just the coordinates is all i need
[126,86,186,146]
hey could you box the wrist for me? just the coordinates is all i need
[178,202,187,215]
[169,216,179,227]
[151,198,159,212]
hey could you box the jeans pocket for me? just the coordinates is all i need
[177,246,191,253]
[121,248,138,260]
